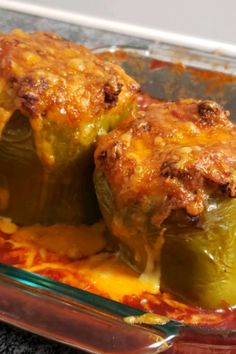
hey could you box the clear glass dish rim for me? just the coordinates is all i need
[0,259,236,342]
[93,43,236,75]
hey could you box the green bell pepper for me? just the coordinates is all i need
[161,197,236,309]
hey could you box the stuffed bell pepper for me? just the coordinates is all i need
[0,29,139,225]
[94,98,236,309]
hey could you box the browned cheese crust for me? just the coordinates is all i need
[95,99,236,226]
[0,29,138,137]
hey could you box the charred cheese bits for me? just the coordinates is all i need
[0,29,139,225]
[95,99,236,309]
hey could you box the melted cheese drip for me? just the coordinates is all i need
[0,219,232,326]
[76,252,159,299]
[0,220,159,301]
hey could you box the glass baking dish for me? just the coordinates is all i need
[1,43,236,354]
